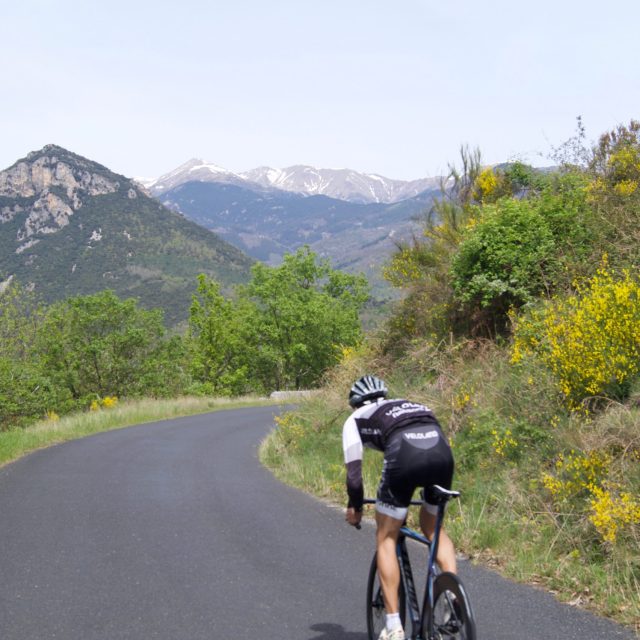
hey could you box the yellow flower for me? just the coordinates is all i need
[589,484,640,544]
[101,396,118,409]
[475,168,498,199]
[491,428,518,458]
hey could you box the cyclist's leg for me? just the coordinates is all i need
[419,506,457,574]
[374,510,404,612]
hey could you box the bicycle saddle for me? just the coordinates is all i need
[423,485,460,505]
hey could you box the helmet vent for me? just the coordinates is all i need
[349,374,388,408]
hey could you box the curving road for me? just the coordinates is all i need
[0,406,635,639]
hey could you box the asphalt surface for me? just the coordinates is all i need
[0,406,636,639]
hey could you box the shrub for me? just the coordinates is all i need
[589,120,640,199]
[512,262,640,408]
[89,396,119,411]
[583,120,640,272]
[451,197,558,311]
[589,484,640,544]
[540,442,640,547]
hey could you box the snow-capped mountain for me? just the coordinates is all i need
[142,159,262,196]
[240,165,440,204]
[144,159,441,204]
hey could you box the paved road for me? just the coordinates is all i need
[0,406,636,639]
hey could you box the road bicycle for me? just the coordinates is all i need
[362,486,476,640]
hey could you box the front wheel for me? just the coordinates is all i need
[366,552,406,640]
[426,571,476,640]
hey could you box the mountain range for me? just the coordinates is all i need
[142,159,441,204]
[144,159,440,291]
[157,180,435,285]
[0,145,253,324]
[1,146,440,324]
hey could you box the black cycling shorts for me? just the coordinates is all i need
[376,422,454,520]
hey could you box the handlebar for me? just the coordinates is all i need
[362,498,423,505]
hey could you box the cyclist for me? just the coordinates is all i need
[343,374,457,640]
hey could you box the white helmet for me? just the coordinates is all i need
[348,375,388,408]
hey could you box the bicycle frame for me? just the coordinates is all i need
[363,490,470,640]
[396,501,447,640]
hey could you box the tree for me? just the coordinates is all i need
[242,248,369,390]
[0,282,65,428]
[189,248,369,393]
[243,247,368,389]
[188,275,252,395]
[38,290,184,402]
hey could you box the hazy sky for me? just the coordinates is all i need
[2,0,639,181]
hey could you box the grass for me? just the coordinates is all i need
[0,395,277,468]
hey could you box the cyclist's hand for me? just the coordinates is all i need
[346,507,362,527]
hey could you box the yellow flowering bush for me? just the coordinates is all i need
[89,396,119,411]
[541,449,611,501]
[340,345,357,362]
[588,120,640,202]
[474,167,498,200]
[588,484,640,544]
[384,246,433,287]
[512,263,640,408]
[491,427,517,458]
[274,412,306,451]
[613,179,638,197]
[541,444,640,545]
[450,381,476,413]
[606,145,640,191]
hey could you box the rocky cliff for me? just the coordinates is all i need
[0,145,253,324]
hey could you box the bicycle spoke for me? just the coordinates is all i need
[429,572,476,640]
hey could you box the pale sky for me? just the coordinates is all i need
[2,0,639,181]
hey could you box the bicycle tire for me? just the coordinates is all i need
[426,571,476,640]
[366,551,406,640]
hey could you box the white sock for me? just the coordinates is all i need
[386,612,402,631]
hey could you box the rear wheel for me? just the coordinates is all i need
[366,552,406,640]
[427,571,476,640]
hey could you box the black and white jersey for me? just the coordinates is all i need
[342,398,438,464]
[342,397,449,514]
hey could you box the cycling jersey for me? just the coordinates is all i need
[342,398,453,519]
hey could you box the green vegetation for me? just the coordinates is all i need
[0,286,186,427]
[188,247,368,394]
[261,121,640,632]
[1,247,366,429]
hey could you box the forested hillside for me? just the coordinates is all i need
[0,145,253,324]
[157,178,438,296]
[262,120,640,631]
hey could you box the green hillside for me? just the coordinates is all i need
[0,146,253,324]
[158,180,438,298]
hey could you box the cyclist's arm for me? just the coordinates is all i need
[343,415,364,512]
